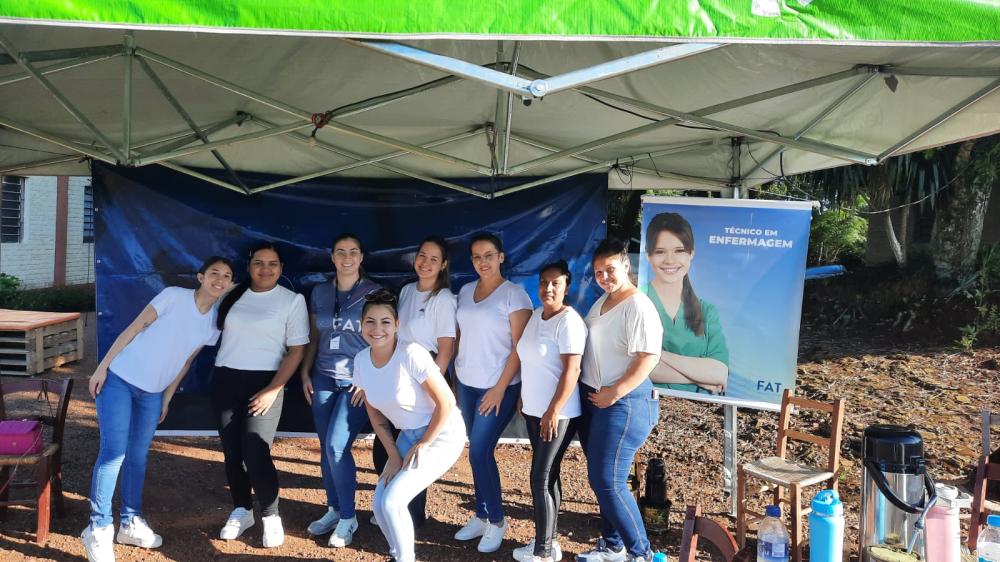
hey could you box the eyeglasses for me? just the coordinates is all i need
[334,249,362,257]
[364,290,397,305]
[471,252,498,263]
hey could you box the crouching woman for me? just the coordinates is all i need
[353,289,466,562]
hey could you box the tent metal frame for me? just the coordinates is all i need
[0,32,998,197]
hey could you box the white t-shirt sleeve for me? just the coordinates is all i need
[506,283,533,315]
[149,287,177,317]
[285,293,310,346]
[352,359,365,390]
[625,297,663,356]
[408,344,439,385]
[433,292,457,340]
[557,312,587,355]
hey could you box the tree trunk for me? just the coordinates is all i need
[930,139,997,280]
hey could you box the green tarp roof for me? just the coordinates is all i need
[3,0,999,44]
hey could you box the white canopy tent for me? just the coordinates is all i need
[0,18,998,197]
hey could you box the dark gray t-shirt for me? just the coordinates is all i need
[310,278,381,380]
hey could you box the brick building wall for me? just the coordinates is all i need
[0,175,94,289]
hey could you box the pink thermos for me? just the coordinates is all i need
[925,484,961,562]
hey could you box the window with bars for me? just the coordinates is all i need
[1,176,24,243]
[83,183,94,243]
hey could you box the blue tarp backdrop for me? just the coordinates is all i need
[93,163,608,432]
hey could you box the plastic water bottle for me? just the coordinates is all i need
[758,505,790,562]
[809,489,844,562]
[651,553,668,562]
[979,514,1000,562]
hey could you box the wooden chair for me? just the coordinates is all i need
[679,505,750,562]
[0,377,74,544]
[735,389,846,562]
[969,409,1000,550]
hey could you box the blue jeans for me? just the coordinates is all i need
[578,380,659,558]
[311,375,368,518]
[456,380,520,523]
[88,371,163,527]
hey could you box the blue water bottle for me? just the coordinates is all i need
[809,489,844,562]
[651,553,668,562]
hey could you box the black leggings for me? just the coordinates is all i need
[213,367,284,517]
[372,425,428,528]
[524,415,576,557]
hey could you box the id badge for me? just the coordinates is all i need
[329,335,341,351]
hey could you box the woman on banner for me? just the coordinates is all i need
[453,232,532,553]
[355,289,466,562]
[384,235,458,527]
[213,242,310,548]
[513,260,586,562]
[81,256,234,562]
[642,212,729,394]
[576,237,663,562]
[300,233,381,548]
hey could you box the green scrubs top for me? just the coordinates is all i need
[642,283,729,394]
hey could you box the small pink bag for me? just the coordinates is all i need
[0,420,43,455]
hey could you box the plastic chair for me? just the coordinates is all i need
[679,505,749,562]
[735,389,845,562]
[0,377,74,544]
[969,409,1000,550]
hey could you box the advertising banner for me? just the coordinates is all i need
[639,196,813,406]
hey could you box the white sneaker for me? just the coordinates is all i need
[454,515,488,540]
[307,507,340,536]
[575,539,627,562]
[116,516,162,548]
[262,514,284,548]
[514,539,563,561]
[81,523,115,562]
[478,518,508,553]
[328,516,358,547]
[219,507,255,540]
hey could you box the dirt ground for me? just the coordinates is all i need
[1,314,997,561]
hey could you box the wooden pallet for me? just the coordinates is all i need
[0,310,84,376]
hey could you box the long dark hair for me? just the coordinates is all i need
[417,235,451,297]
[198,256,234,276]
[332,232,366,279]
[645,212,705,336]
[217,242,281,330]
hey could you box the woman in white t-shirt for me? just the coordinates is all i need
[453,232,532,553]
[513,260,587,562]
[576,238,663,562]
[354,288,466,562]
[212,242,310,548]
[81,256,234,562]
[388,235,457,527]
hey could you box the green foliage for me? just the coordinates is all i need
[0,277,95,312]
[951,244,1000,350]
[809,208,867,266]
[0,273,21,307]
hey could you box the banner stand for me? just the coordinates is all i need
[656,388,780,514]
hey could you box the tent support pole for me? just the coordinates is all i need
[742,71,879,180]
[0,116,116,164]
[122,32,134,160]
[501,42,520,174]
[348,39,533,97]
[493,140,716,198]
[0,51,120,88]
[249,117,487,197]
[136,47,492,174]
[137,57,249,192]
[0,32,127,163]
[137,113,250,156]
[878,77,1000,162]
[135,121,312,166]
[350,39,719,98]
[886,67,1000,78]
[507,66,873,174]
[0,156,80,175]
[0,44,121,66]
[158,162,247,195]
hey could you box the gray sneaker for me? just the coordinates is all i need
[575,539,627,562]
[116,516,162,548]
